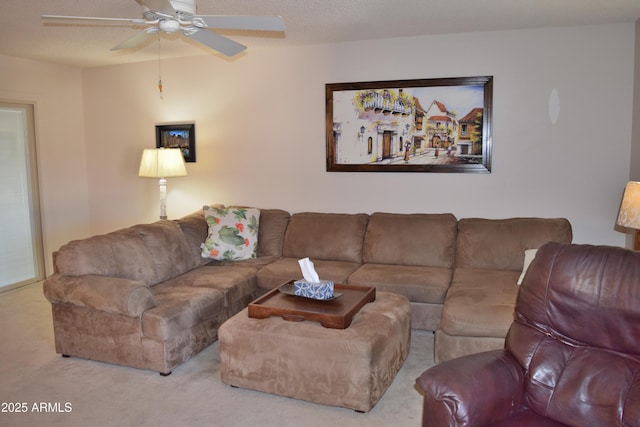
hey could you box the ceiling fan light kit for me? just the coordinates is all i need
[42,0,285,57]
[159,19,181,33]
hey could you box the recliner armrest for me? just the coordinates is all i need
[43,274,156,318]
[416,350,525,427]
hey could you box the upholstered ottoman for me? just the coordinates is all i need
[218,291,411,412]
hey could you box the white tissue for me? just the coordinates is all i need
[298,257,320,283]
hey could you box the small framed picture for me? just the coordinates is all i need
[156,123,196,162]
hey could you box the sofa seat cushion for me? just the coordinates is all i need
[142,284,225,341]
[191,266,257,307]
[440,268,520,337]
[348,263,451,304]
[256,257,362,290]
[150,265,257,309]
[206,255,280,271]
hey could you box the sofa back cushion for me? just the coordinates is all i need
[175,210,210,268]
[55,228,159,284]
[226,206,291,258]
[256,209,290,257]
[282,212,368,263]
[455,217,572,271]
[131,220,199,283]
[363,212,457,268]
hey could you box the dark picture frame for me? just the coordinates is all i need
[155,123,196,162]
[326,76,493,173]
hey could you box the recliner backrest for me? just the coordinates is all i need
[506,242,640,426]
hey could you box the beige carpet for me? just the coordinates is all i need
[0,283,433,427]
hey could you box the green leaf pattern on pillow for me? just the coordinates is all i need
[201,207,260,260]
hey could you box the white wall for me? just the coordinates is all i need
[80,23,635,246]
[625,19,640,248]
[632,19,640,182]
[0,54,90,276]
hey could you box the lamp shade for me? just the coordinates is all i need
[138,148,187,178]
[616,181,640,229]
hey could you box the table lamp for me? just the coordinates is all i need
[616,181,640,250]
[138,148,187,219]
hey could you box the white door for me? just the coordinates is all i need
[0,102,44,291]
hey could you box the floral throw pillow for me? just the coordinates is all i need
[201,206,260,260]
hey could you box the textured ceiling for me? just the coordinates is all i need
[1,0,640,68]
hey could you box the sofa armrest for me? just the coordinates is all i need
[43,274,156,317]
[415,350,525,427]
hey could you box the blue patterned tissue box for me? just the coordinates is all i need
[293,280,335,300]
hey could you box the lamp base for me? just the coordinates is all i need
[159,177,167,220]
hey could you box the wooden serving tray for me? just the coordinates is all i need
[248,281,376,329]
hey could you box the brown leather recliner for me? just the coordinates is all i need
[416,242,640,427]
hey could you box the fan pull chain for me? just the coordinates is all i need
[157,33,163,99]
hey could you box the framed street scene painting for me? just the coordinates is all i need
[326,76,492,173]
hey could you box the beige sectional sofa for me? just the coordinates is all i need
[43,206,571,374]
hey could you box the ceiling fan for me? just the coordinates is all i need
[42,0,285,57]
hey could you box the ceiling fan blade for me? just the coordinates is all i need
[140,0,177,17]
[185,29,246,57]
[42,15,149,25]
[111,30,156,51]
[196,15,285,32]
